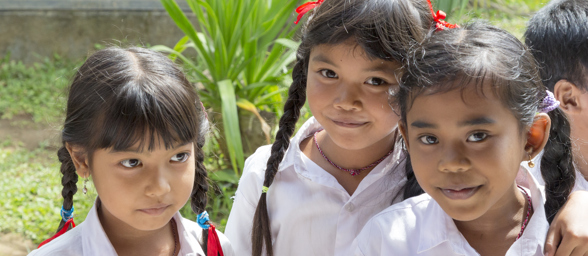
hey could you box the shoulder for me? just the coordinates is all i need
[242,144,273,177]
[180,218,234,255]
[356,194,432,254]
[27,224,84,256]
[364,193,432,235]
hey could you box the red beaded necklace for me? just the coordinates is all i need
[313,129,394,176]
[516,184,534,240]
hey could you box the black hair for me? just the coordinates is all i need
[251,0,433,255]
[399,21,576,223]
[55,47,213,253]
[525,0,588,91]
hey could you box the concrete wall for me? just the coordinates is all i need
[0,0,193,63]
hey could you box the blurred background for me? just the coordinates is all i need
[0,0,546,254]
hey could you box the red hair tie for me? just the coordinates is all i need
[294,0,324,24]
[37,218,76,248]
[426,0,459,31]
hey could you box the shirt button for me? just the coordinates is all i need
[346,203,355,212]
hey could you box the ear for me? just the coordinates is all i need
[65,142,90,179]
[524,113,551,159]
[398,121,410,151]
[554,79,581,114]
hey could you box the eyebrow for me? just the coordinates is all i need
[410,117,495,129]
[458,117,495,126]
[411,121,437,129]
[109,141,191,154]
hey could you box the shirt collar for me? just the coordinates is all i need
[81,198,204,256]
[417,167,548,255]
[276,116,322,172]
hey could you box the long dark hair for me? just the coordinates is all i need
[399,21,576,223]
[251,0,432,255]
[56,47,213,253]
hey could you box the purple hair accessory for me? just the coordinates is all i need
[538,90,560,113]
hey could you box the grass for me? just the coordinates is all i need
[0,142,94,245]
[0,54,79,125]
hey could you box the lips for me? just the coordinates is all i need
[138,204,171,216]
[331,118,368,128]
[439,185,482,200]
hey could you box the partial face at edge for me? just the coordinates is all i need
[401,85,528,221]
[306,40,402,150]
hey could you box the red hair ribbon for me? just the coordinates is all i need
[426,0,459,31]
[37,218,76,248]
[207,224,225,256]
[294,0,324,24]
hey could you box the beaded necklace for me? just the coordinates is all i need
[313,129,394,176]
[516,184,534,240]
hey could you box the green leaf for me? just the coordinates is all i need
[218,80,245,175]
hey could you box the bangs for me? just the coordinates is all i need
[90,78,200,152]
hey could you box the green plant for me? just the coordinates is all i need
[154,0,300,175]
[0,144,94,245]
[0,53,78,124]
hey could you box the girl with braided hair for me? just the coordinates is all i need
[29,47,233,256]
[224,0,434,255]
[354,21,576,256]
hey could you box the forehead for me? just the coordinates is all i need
[406,85,515,126]
[309,41,401,70]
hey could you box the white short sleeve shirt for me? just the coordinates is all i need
[28,200,234,256]
[354,167,548,256]
[225,117,408,256]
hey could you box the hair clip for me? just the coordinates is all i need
[294,0,324,24]
[197,211,211,229]
[426,0,459,31]
[538,90,560,113]
[60,205,74,222]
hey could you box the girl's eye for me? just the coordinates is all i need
[320,69,338,78]
[121,159,141,168]
[419,135,439,145]
[467,132,488,142]
[365,77,388,86]
[171,153,190,163]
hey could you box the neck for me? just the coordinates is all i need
[453,183,527,255]
[571,131,588,181]
[316,129,396,171]
[97,200,176,255]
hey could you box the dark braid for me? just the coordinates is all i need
[402,154,424,200]
[191,114,211,255]
[251,58,307,256]
[541,108,576,223]
[56,146,78,232]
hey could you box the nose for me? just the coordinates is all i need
[438,142,471,173]
[333,82,362,111]
[145,165,171,197]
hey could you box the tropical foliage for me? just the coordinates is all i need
[153,0,301,176]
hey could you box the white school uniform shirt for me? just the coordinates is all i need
[353,166,548,256]
[28,200,234,256]
[527,150,588,192]
[225,116,408,256]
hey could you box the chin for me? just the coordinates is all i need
[438,202,485,222]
